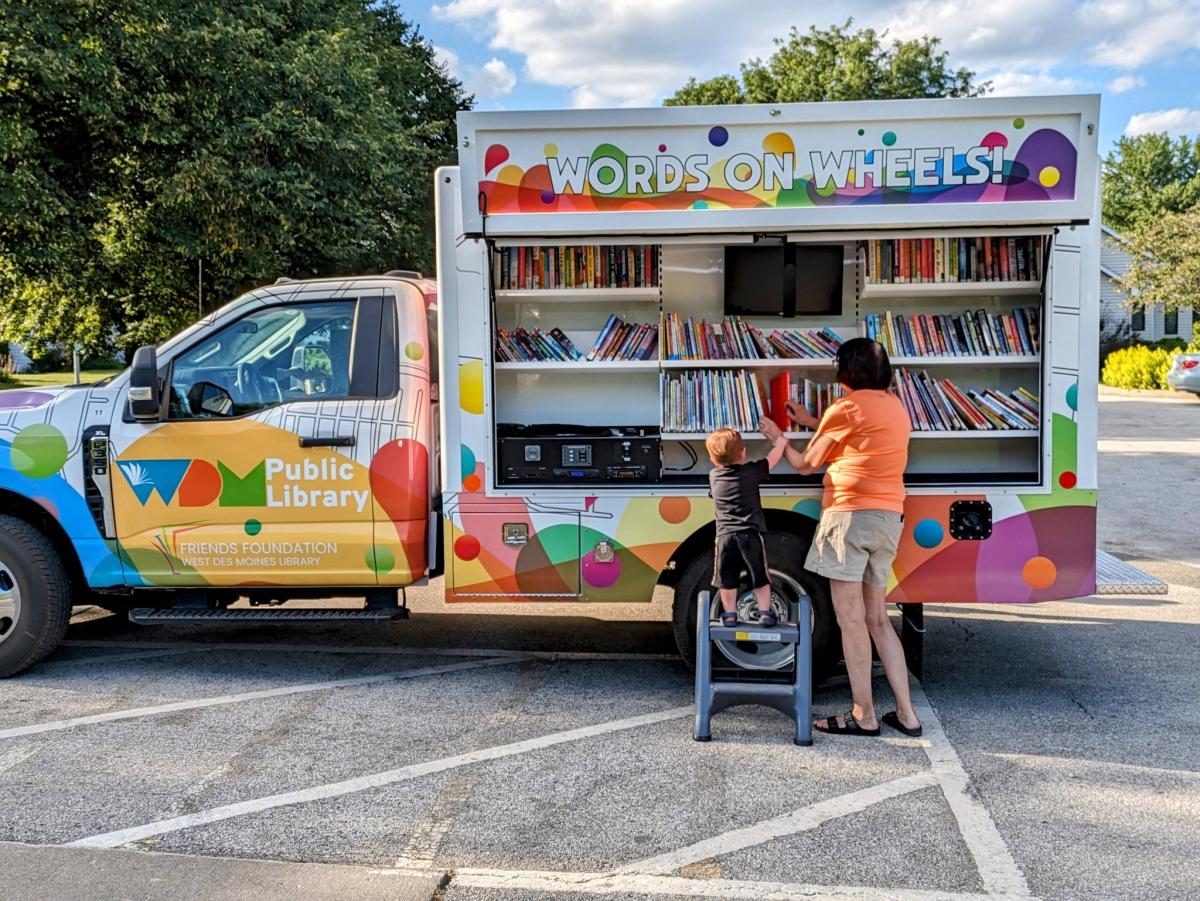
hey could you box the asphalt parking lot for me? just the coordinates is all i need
[2,393,1197,901]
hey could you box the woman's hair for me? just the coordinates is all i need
[836,337,893,390]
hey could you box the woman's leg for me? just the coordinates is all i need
[862,582,921,730]
[826,578,877,729]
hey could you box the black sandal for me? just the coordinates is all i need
[719,610,738,627]
[882,711,923,737]
[813,712,880,736]
[757,610,778,627]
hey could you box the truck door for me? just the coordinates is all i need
[110,293,391,588]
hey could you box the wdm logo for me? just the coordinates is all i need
[117,459,264,508]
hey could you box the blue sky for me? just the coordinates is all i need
[405,0,1200,156]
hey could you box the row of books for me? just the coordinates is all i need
[768,373,845,424]
[662,369,769,433]
[662,314,844,360]
[586,315,659,361]
[865,237,1044,284]
[494,326,582,362]
[894,369,1039,431]
[493,244,659,290]
[864,307,1040,357]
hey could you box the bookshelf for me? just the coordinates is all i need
[488,234,1047,488]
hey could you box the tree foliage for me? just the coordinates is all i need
[0,0,468,353]
[1101,133,1200,236]
[665,20,986,107]
[1120,207,1200,313]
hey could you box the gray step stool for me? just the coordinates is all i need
[693,590,813,746]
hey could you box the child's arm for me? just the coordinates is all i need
[765,435,789,469]
[760,416,832,475]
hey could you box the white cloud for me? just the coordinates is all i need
[1107,74,1145,94]
[431,0,1200,108]
[466,58,518,99]
[985,69,1082,97]
[432,44,460,78]
[1125,107,1200,136]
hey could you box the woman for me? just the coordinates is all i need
[759,337,922,737]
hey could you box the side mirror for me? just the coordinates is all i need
[187,381,235,418]
[128,346,163,422]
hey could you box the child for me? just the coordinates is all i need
[705,427,790,627]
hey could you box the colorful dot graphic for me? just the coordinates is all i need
[366,546,395,575]
[463,474,481,493]
[1059,471,1077,490]
[583,548,622,588]
[244,519,261,536]
[1066,383,1078,412]
[540,189,555,204]
[1013,117,1025,129]
[882,131,897,146]
[857,128,865,136]
[658,497,691,524]
[454,534,481,561]
[708,126,729,147]
[691,200,709,209]
[1022,556,1057,590]
[11,423,68,479]
[913,519,944,549]
[658,143,667,152]
[793,498,822,520]
[1038,166,1061,188]
[459,361,484,414]
[543,142,558,156]
[461,445,476,480]
[404,341,424,361]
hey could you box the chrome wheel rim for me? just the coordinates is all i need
[708,568,809,671]
[0,560,20,648]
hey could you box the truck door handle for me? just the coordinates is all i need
[299,436,356,448]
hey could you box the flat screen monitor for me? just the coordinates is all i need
[724,244,844,318]
[724,245,787,317]
[793,244,844,316]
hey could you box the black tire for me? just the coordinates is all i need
[671,527,838,679]
[0,515,73,677]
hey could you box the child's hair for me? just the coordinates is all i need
[705,428,745,465]
[836,337,893,390]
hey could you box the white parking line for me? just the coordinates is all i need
[440,867,1003,900]
[620,772,939,875]
[911,682,1032,898]
[0,657,527,741]
[66,705,692,849]
[61,639,678,662]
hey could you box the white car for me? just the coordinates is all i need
[1167,352,1200,396]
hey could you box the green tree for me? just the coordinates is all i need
[1120,207,1200,314]
[1101,133,1200,235]
[665,20,986,106]
[0,0,468,354]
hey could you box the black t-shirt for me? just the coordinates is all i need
[708,458,769,535]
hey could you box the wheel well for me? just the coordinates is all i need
[0,489,87,593]
[657,507,819,588]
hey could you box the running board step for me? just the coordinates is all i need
[1094,550,1168,595]
[128,607,409,624]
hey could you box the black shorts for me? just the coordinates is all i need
[713,530,770,590]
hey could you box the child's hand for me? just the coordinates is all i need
[786,400,819,430]
[759,417,784,443]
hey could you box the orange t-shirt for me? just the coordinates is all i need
[811,389,910,513]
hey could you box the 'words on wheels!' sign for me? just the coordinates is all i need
[456,95,1099,235]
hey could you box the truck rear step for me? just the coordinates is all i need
[1095,550,1168,595]
[128,607,409,624]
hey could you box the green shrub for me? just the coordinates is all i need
[1101,345,1176,389]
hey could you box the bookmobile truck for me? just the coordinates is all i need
[0,95,1101,678]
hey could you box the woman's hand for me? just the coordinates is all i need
[786,400,819,431]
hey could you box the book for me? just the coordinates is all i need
[892,368,1039,431]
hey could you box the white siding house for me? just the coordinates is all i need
[1101,224,1194,343]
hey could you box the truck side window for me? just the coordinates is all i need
[168,300,358,419]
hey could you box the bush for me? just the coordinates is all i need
[1102,345,1176,389]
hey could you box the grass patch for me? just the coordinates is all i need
[0,369,124,390]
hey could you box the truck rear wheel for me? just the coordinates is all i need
[671,529,838,679]
[0,515,73,677]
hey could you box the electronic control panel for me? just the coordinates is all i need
[498,424,661,485]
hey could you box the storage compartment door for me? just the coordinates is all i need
[448,509,582,598]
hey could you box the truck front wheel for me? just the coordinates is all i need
[671,529,838,679]
[0,515,73,677]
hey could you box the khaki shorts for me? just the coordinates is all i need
[804,510,903,587]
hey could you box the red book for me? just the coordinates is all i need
[769,372,792,430]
